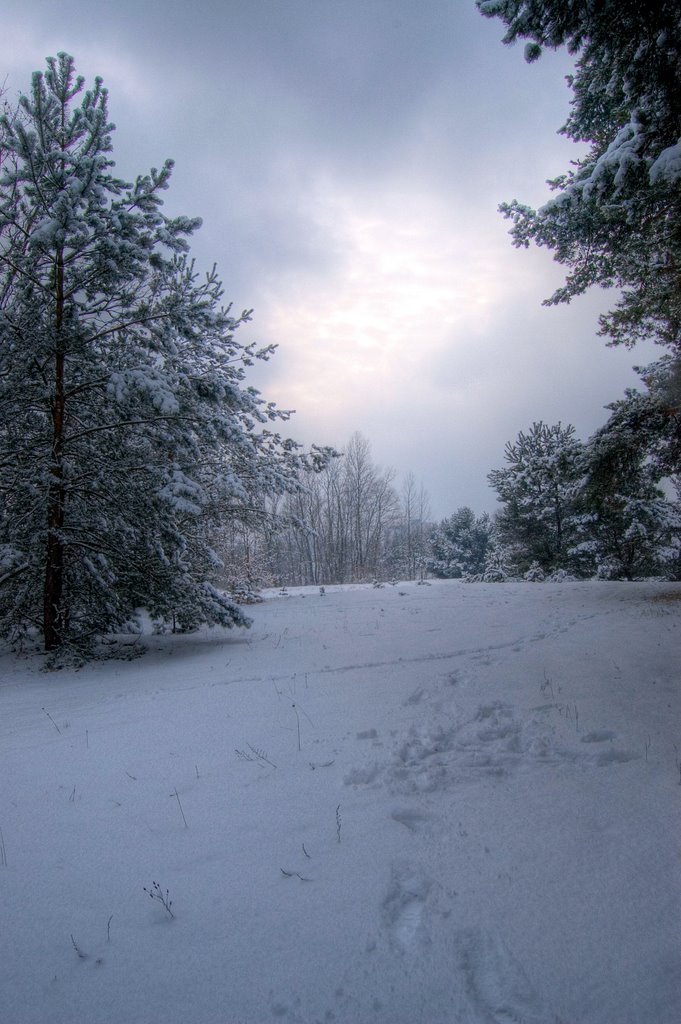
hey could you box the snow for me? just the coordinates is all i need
[650,139,681,183]
[1,579,679,1024]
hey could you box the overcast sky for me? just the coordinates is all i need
[2,1,657,518]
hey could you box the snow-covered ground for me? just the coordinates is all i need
[1,580,679,1024]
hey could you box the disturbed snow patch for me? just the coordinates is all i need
[346,697,639,796]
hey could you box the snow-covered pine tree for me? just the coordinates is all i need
[488,421,583,574]
[576,366,681,579]
[480,2,681,500]
[0,54,330,656]
[428,507,492,579]
[478,0,681,352]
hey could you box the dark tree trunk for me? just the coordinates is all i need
[43,250,66,652]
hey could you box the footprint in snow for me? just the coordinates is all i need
[381,861,432,952]
[580,729,617,743]
[453,927,549,1024]
[390,807,431,833]
[578,729,639,766]
[356,728,380,742]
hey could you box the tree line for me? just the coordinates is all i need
[212,414,679,591]
[212,433,432,592]
[431,418,680,583]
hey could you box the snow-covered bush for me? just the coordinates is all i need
[523,562,545,582]
[545,568,577,583]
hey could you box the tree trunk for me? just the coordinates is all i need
[43,250,66,651]
[43,469,65,650]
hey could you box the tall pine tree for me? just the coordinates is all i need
[478,1,681,352]
[0,54,329,656]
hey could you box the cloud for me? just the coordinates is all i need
[0,0,655,519]
[250,176,559,411]
[246,177,657,516]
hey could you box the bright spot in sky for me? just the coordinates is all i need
[258,182,527,427]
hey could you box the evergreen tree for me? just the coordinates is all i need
[488,421,583,574]
[576,366,681,579]
[478,1,681,352]
[0,54,329,655]
[428,507,491,578]
[479,535,518,582]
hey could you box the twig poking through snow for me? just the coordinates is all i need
[42,707,61,734]
[540,672,554,699]
[247,744,278,769]
[70,934,88,960]
[292,703,301,751]
[336,804,342,843]
[280,868,312,881]
[291,698,314,752]
[144,881,174,918]
[172,788,188,828]
[236,745,278,769]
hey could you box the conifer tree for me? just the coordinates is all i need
[478,1,681,352]
[577,365,681,579]
[0,54,329,655]
[428,508,491,579]
[488,421,583,574]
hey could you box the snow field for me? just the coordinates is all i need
[0,580,679,1024]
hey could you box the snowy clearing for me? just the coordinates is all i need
[1,580,679,1024]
